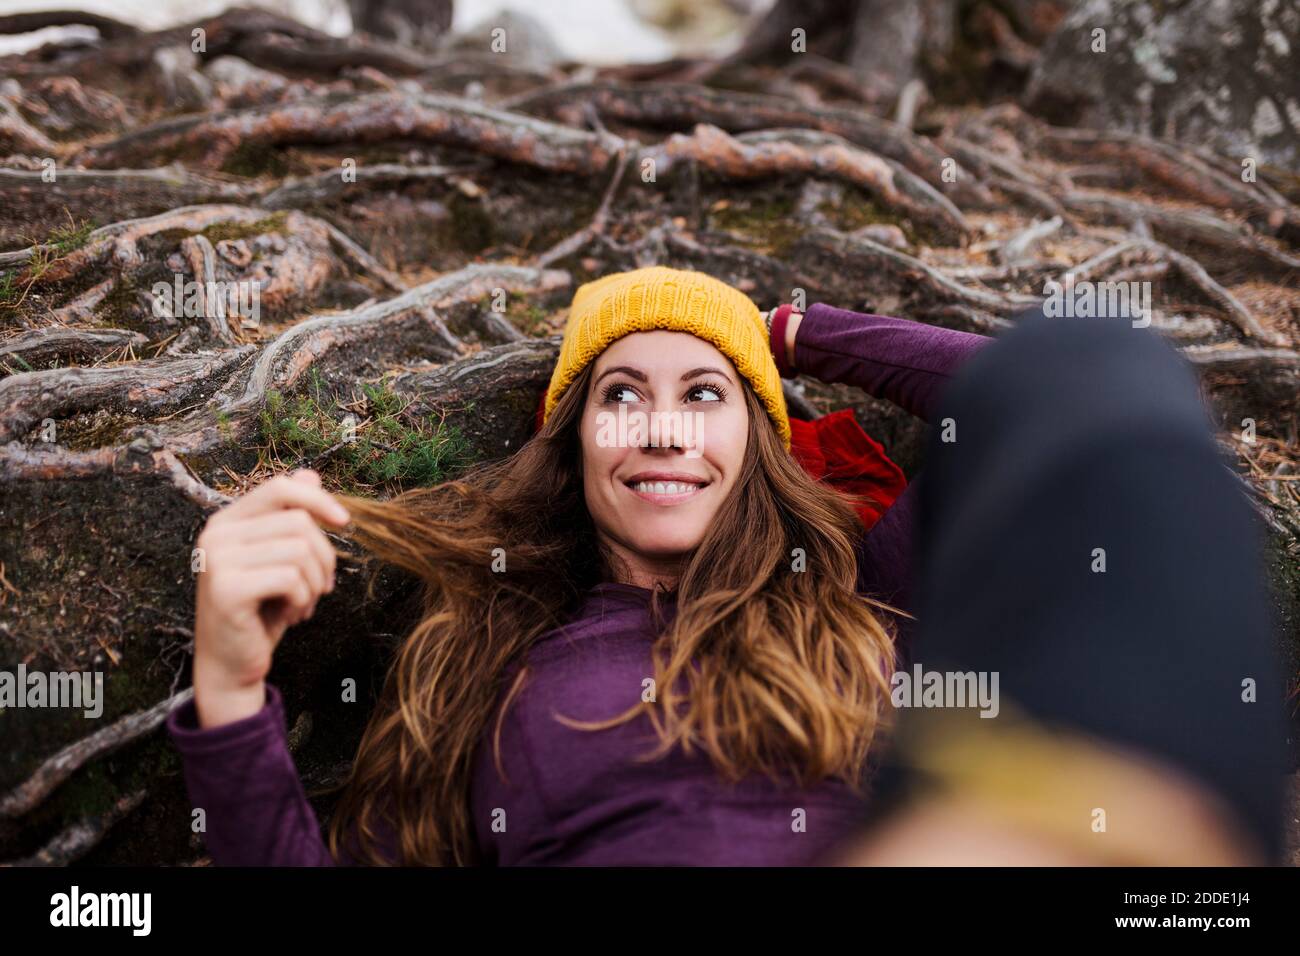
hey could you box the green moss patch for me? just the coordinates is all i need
[704,181,805,256]
[257,371,469,495]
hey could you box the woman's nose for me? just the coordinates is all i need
[643,402,701,455]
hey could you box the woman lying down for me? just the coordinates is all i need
[168,267,1286,866]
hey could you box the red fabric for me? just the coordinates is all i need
[788,409,907,530]
[531,392,906,532]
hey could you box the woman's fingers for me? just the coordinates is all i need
[242,565,315,615]
[220,471,350,526]
[231,508,322,543]
[228,540,331,596]
[226,512,337,590]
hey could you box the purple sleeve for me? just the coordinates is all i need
[772,304,991,622]
[166,683,341,866]
[777,303,989,423]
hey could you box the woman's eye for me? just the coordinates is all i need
[604,385,639,403]
[686,384,725,403]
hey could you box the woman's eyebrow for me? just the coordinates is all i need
[681,366,734,383]
[594,365,734,384]
[595,365,646,384]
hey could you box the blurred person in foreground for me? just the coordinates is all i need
[841,305,1286,865]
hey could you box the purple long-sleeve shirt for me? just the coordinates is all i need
[166,304,988,866]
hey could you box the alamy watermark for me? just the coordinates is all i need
[151,276,261,327]
[50,886,150,936]
[1043,275,1151,328]
[595,404,705,458]
[890,663,1000,718]
[0,664,104,718]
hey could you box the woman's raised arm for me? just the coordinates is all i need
[771,303,990,423]
[768,304,992,626]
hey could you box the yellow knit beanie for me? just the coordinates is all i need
[543,266,791,449]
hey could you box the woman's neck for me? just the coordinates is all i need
[600,535,685,591]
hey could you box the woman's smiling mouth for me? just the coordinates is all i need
[623,472,710,505]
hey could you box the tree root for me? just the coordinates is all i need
[0,347,256,444]
[318,220,407,293]
[999,215,1063,265]
[1183,344,1300,377]
[0,689,190,819]
[1041,126,1300,233]
[1064,190,1300,274]
[0,444,228,507]
[535,149,631,268]
[2,790,148,867]
[1136,239,1284,346]
[73,92,629,175]
[798,227,1042,315]
[505,81,993,207]
[2,204,289,279]
[650,125,969,242]
[988,174,1067,220]
[395,335,566,460]
[0,328,147,372]
[0,6,357,82]
[257,162,475,209]
[939,131,1058,187]
[1068,236,1286,347]
[0,10,141,41]
[0,166,257,203]
[2,204,382,336]
[179,235,235,343]
[221,29,439,79]
[0,96,58,155]
[164,264,568,455]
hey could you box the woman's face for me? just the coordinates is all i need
[579,330,750,582]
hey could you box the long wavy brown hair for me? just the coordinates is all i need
[328,362,899,865]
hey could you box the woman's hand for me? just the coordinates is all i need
[762,306,804,372]
[191,470,350,729]
[784,309,803,370]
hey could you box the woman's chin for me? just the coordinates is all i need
[625,528,706,562]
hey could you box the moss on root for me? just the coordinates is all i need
[257,371,471,495]
[0,214,97,321]
[706,188,802,255]
[221,141,290,178]
[820,190,918,244]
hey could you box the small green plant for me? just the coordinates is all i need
[520,305,550,336]
[2,212,96,313]
[0,272,19,308]
[47,215,95,255]
[258,375,469,495]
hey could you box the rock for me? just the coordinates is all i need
[442,10,566,72]
[204,55,292,108]
[1025,0,1300,169]
[851,224,912,251]
[152,47,214,112]
[349,0,453,50]
[10,77,127,138]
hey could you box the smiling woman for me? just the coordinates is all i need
[581,330,751,578]
[166,265,992,866]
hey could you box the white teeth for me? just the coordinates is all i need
[633,481,700,496]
